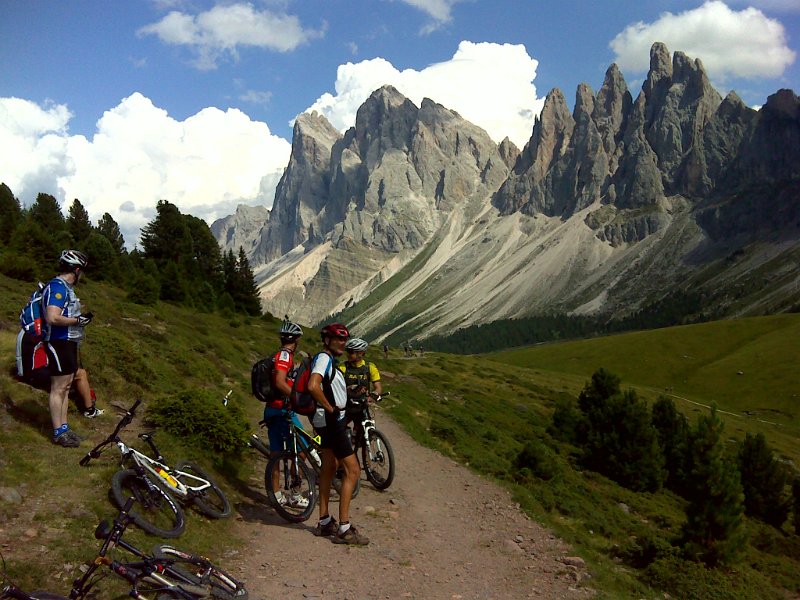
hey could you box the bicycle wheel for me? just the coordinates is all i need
[175,461,232,519]
[153,546,248,600]
[264,451,316,523]
[332,466,360,499]
[111,469,186,538]
[362,429,395,490]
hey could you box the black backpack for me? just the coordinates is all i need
[250,356,276,403]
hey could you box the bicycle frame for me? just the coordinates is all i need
[81,400,213,501]
[118,439,212,501]
[70,498,244,600]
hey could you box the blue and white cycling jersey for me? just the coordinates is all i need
[43,277,84,341]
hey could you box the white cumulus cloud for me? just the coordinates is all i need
[397,0,466,34]
[303,41,542,148]
[1,93,290,247]
[610,1,796,81]
[138,3,325,69]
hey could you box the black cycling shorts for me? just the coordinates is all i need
[46,340,80,376]
[318,410,354,459]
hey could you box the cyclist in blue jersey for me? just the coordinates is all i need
[43,250,94,447]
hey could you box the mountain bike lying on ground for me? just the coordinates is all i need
[349,392,395,490]
[81,399,231,538]
[67,497,248,599]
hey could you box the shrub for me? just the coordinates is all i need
[547,397,582,444]
[616,529,678,568]
[514,439,559,481]
[128,272,160,305]
[147,388,249,456]
[0,251,38,281]
[430,421,457,444]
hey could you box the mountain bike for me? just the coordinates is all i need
[349,392,395,490]
[68,497,248,599]
[81,400,231,537]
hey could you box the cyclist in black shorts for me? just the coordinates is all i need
[308,323,369,545]
[43,250,93,447]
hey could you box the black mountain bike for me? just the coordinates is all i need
[68,497,248,599]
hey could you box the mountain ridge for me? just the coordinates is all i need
[212,42,800,342]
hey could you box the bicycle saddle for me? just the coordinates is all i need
[94,520,112,540]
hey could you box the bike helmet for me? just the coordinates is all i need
[345,338,368,352]
[321,323,350,340]
[279,320,303,341]
[59,249,89,271]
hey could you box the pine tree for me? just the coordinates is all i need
[140,200,192,266]
[0,183,22,245]
[66,199,93,245]
[236,247,262,316]
[97,212,125,254]
[682,406,747,567]
[738,433,790,528]
[651,396,691,496]
[28,193,66,234]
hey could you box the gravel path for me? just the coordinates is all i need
[227,414,594,599]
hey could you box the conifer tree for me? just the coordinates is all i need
[236,247,262,316]
[651,396,691,495]
[28,193,66,234]
[682,406,746,567]
[737,433,790,528]
[97,212,125,254]
[0,183,22,245]
[66,199,93,245]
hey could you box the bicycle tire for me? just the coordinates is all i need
[111,469,186,538]
[332,467,360,499]
[174,461,232,519]
[362,429,395,490]
[264,451,316,523]
[153,546,248,600]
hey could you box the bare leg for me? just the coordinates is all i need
[337,453,361,525]
[50,373,74,429]
[318,448,336,519]
[72,368,92,410]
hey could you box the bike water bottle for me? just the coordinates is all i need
[309,447,321,466]
[158,468,178,487]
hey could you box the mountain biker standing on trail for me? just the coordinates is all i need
[44,249,94,447]
[265,320,309,508]
[309,323,369,545]
[340,338,382,429]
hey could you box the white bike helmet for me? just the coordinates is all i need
[279,320,303,341]
[59,249,89,271]
[345,338,369,352]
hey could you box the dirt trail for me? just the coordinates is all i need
[228,414,594,599]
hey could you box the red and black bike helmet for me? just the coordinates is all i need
[320,322,350,340]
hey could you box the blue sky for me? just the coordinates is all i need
[1,0,797,246]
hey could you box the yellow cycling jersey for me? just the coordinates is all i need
[339,359,381,383]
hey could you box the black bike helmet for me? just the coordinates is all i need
[321,323,350,340]
[59,249,89,272]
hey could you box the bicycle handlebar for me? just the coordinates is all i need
[79,400,142,466]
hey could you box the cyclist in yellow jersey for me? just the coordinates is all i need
[339,338,382,426]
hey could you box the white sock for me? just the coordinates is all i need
[338,521,351,534]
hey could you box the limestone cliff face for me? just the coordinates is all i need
[243,85,512,324]
[215,43,799,339]
[210,204,269,254]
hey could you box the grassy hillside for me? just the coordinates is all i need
[488,315,800,464]
[1,272,798,599]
